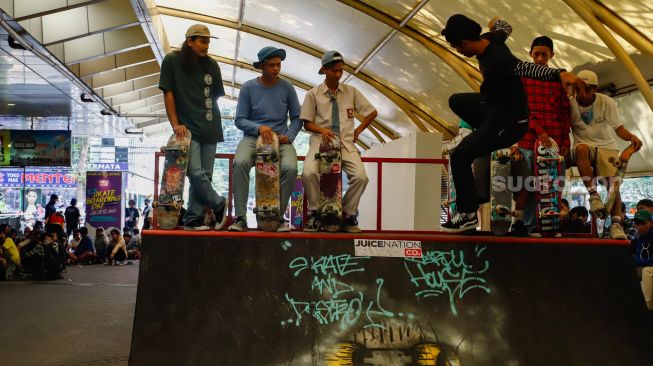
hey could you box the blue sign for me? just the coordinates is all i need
[87,162,129,171]
[0,168,77,188]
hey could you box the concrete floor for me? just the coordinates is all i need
[0,262,138,366]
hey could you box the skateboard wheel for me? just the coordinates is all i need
[180,146,188,153]
[171,201,180,210]
[152,201,158,208]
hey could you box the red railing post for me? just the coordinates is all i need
[376,162,382,231]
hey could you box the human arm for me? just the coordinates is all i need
[354,110,377,142]
[615,126,643,151]
[159,54,188,139]
[303,121,337,142]
[559,86,572,157]
[235,83,275,143]
[352,87,377,142]
[283,84,303,144]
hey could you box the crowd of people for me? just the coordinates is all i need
[0,194,145,281]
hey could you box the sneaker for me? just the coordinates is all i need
[343,215,362,233]
[184,222,210,231]
[608,222,626,240]
[228,216,248,232]
[528,231,542,238]
[510,220,529,237]
[303,213,320,232]
[277,220,291,232]
[213,206,227,230]
[589,193,606,218]
[441,212,478,233]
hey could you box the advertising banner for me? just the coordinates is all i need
[1,130,72,167]
[85,171,123,230]
[0,168,76,188]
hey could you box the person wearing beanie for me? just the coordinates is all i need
[509,35,572,237]
[159,24,227,231]
[439,14,586,232]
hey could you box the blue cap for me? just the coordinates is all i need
[319,50,344,74]
[253,46,286,69]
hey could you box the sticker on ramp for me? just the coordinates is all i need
[354,239,422,258]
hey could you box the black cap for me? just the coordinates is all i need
[531,35,554,52]
[441,14,482,46]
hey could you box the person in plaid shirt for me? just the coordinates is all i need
[510,36,571,237]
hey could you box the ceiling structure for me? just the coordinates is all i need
[0,0,652,172]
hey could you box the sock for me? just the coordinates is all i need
[588,188,598,196]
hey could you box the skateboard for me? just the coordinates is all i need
[154,132,191,229]
[253,133,280,232]
[604,144,638,218]
[315,135,343,232]
[490,148,521,235]
[534,138,564,236]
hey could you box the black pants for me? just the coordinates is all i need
[449,93,528,213]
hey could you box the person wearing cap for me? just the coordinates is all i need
[570,69,643,239]
[439,14,586,233]
[508,34,572,237]
[631,209,653,310]
[227,47,302,232]
[159,24,228,231]
[300,51,377,233]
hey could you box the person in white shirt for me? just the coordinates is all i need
[571,70,643,239]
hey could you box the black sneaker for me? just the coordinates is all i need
[441,212,478,233]
[510,220,529,237]
[183,221,210,231]
[343,215,362,233]
[303,212,320,232]
[213,206,227,230]
[228,216,248,232]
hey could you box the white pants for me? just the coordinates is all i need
[302,145,368,217]
[639,267,653,310]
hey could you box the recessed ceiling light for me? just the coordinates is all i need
[7,103,15,106]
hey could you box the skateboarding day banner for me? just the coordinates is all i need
[0,130,71,167]
[86,171,123,230]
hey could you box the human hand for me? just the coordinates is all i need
[321,128,337,142]
[488,16,500,30]
[278,135,290,144]
[173,124,189,139]
[631,135,643,151]
[539,132,554,148]
[258,125,274,144]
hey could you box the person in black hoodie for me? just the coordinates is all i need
[440,14,587,232]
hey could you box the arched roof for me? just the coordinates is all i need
[2,0,652,172]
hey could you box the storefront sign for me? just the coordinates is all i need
[0,168,76,188]
[87,162,128,171]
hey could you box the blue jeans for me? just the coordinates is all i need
[184,139,226,225]
[232,136,297,219]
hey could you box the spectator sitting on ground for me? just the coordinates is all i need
[0,224,20,280]
[67,229,81,253]
[631,209,653,311]
[21,230,46,279]
[68,227,95,265]
[566,206,591,233]
[637,199,653,215]
[18,226,31,243]
[125,231,140,260]
[122,226,132,236]
[107,229,127,265]
[622,202,638,241]
[33,221,44,231]
[94,227,109,264]
[559,199,571,231]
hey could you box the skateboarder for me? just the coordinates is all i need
[301,51,377,233]
[510,35,571,237]
[570,70,643,239]
[228,46,302,232]
[439,14,586,232]
[159,24,227,231]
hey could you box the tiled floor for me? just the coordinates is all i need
[0,263,139,366]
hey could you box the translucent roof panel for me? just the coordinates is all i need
[159,15,237,58]
[409,1,634,71]
[154,0,241,22]
[601,1,653,43]
[237,32,323,86]
[216,62,236,83]
[242,0,393,67]
[360,0,417,20]
[361,33,469,129]
[346,77,416,136]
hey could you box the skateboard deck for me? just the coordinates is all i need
[490,148,520,236]
[315,135,343,232]
[442,127,472,221]
[254,133,280,232]
[154,132,191,229]
[604,144,638,218]
[534,139,564,236]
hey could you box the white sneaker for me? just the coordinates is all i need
[277,221,291,232]
[184,224,210,231]
[589,194,606,218]
[214,206,227,230]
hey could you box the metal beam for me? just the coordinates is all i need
[586,0,653,58]
[157,6,455,138]
[83,60,159,89]
[564,0,653,113]
[335,0,482,91]
[69,46,155,78]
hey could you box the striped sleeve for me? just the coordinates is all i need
[515,62,564,81]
